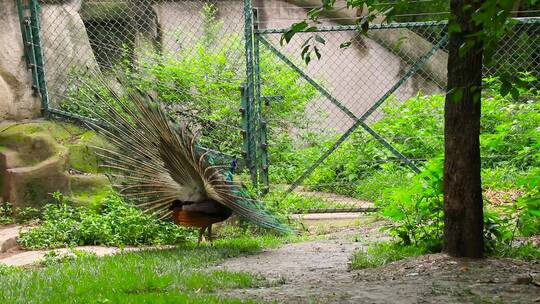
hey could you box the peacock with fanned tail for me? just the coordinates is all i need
[78,75,290,244]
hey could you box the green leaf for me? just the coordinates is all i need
[305,54,311,65]
[340,41,352,49]
[314,46,321,60]
[528,209,540,217]
[500,80,512,97]
[314,34,326,45]
[280,21,309,45]
[510,87,520,100]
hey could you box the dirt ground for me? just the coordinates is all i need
[217,222,540,304]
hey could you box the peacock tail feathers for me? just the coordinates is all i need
[74,72,291,234]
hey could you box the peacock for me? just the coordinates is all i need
[77,74,290,244]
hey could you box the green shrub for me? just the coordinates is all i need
[0,264,20,276]
[379,158,444,252]
[0,202,42,225]
[272,77,538,207]
[18,193,195,249]
[0,203,13,225]
[378,158,539,253]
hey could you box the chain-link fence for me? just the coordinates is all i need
[18,0,252,170]
[16,0,539,213]
[253,4,539,213]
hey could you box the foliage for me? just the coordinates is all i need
[514,170,540,236]
[493,243,540,261]
[379,158,539,253]
[350,241,427,269]
[0,202,41,225]
[0,264,20,276]
[264,189,349,213]
[379,158,444,252]
[0,235,293,303]
[18,192,195,249]
[0,203,12,225]
[271,80,538,202]
[490,168,540,240]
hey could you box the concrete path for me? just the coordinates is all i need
[0,225,146,267]
[0,246,141,267]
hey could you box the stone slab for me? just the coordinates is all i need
[0,225,21,253]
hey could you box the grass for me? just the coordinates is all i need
[350,241,540,271]
[0,234,294,304]
[265,189,351,213]
[350,242,427,269]
[492,243,540,261]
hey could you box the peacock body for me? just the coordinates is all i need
[79,75,290,243]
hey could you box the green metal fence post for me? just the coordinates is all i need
[253,8,269,194]
[17,0,50,116]
[29,0,49,116]
[259,99,270,195]
[240,84,251,174]
[16,0,39,96]
[243,0,257,186]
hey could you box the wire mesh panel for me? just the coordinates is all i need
[19,0,539,213]
[253,2,539,213]
[34,0,248,160]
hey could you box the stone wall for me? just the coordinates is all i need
[0,0,40,120]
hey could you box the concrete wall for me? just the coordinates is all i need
[255,0,443,131]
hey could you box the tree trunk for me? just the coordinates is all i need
[443,0,484,258]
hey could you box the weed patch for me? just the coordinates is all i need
[350,242,427,269]
[18,192,196,249]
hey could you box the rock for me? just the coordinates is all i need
[0,226,22,253]
[0,121,111,209]
[69,174,110,207]
[0,0,40,120]
[152,1,243,54]
[39,0,99,106]
[0,132,70,209]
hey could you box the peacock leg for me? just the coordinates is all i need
[207,225,213,245]
[197,227,207,245]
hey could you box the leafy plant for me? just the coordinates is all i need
[0,264,20,276]
[378,156,535,253]
[18,192,195,249]
[493,243,540,261]
[379,157,444,252]
[0,202,42,225]
[514,170,540,236]
[273,78,538,206]
[0,202,13,225]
